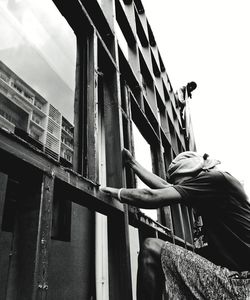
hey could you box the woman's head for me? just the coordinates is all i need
[167,151,220,184]
[186,81,197,98]
[187,81,197,92]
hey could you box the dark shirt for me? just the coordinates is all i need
[173,170,250,271]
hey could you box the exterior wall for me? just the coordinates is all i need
[0,1,197,299]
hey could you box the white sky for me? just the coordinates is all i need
[142,0,250,196]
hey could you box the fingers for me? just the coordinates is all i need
[122,148,130,158]
[122,148,133,164]
[100,187,111,194]
[100,187,119,201]
[122,148,130,154]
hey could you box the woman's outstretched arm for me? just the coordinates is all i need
[123,148,170,189]
[100,186,181,209]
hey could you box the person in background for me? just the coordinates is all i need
[101,149,250,300]
[176,81,197,130]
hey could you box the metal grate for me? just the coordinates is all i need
[46,132,60,154]
[49,105,61,124]
[47,118,60,138]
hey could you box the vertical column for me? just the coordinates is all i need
[124,3,141,80]
[96,45,110,300]
[33,173,54,299]
[97,19,133,297]
[0,172,10,299]
[103,68,133,300]
[87,32,99,181]
[171,204,186,244]
[161,148,174,232]
[73,37,87,175]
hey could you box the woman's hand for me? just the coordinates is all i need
[122,148,134,166]
[100,187,122,201]
[100,187,113,195]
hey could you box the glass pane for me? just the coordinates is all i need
[0,0,76,166]
[132,122,157,221]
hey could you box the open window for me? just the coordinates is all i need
[132,122,158,221]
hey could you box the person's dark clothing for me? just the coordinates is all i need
[173,170,250,271]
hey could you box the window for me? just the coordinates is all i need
[132,122,158,221]
[0,0,76,166]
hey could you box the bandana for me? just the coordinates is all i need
[167,151,220,182]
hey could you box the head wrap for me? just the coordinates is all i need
[167,151,220,182]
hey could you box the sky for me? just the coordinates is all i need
[142,0,250,196]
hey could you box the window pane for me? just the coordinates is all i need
[132,122,157,221]
[0,0,76,166]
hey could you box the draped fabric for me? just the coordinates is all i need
[167,151,220,182]
[161,242,250,300]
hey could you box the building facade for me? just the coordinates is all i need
[0,61,74,165]
[0,0,197,299]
